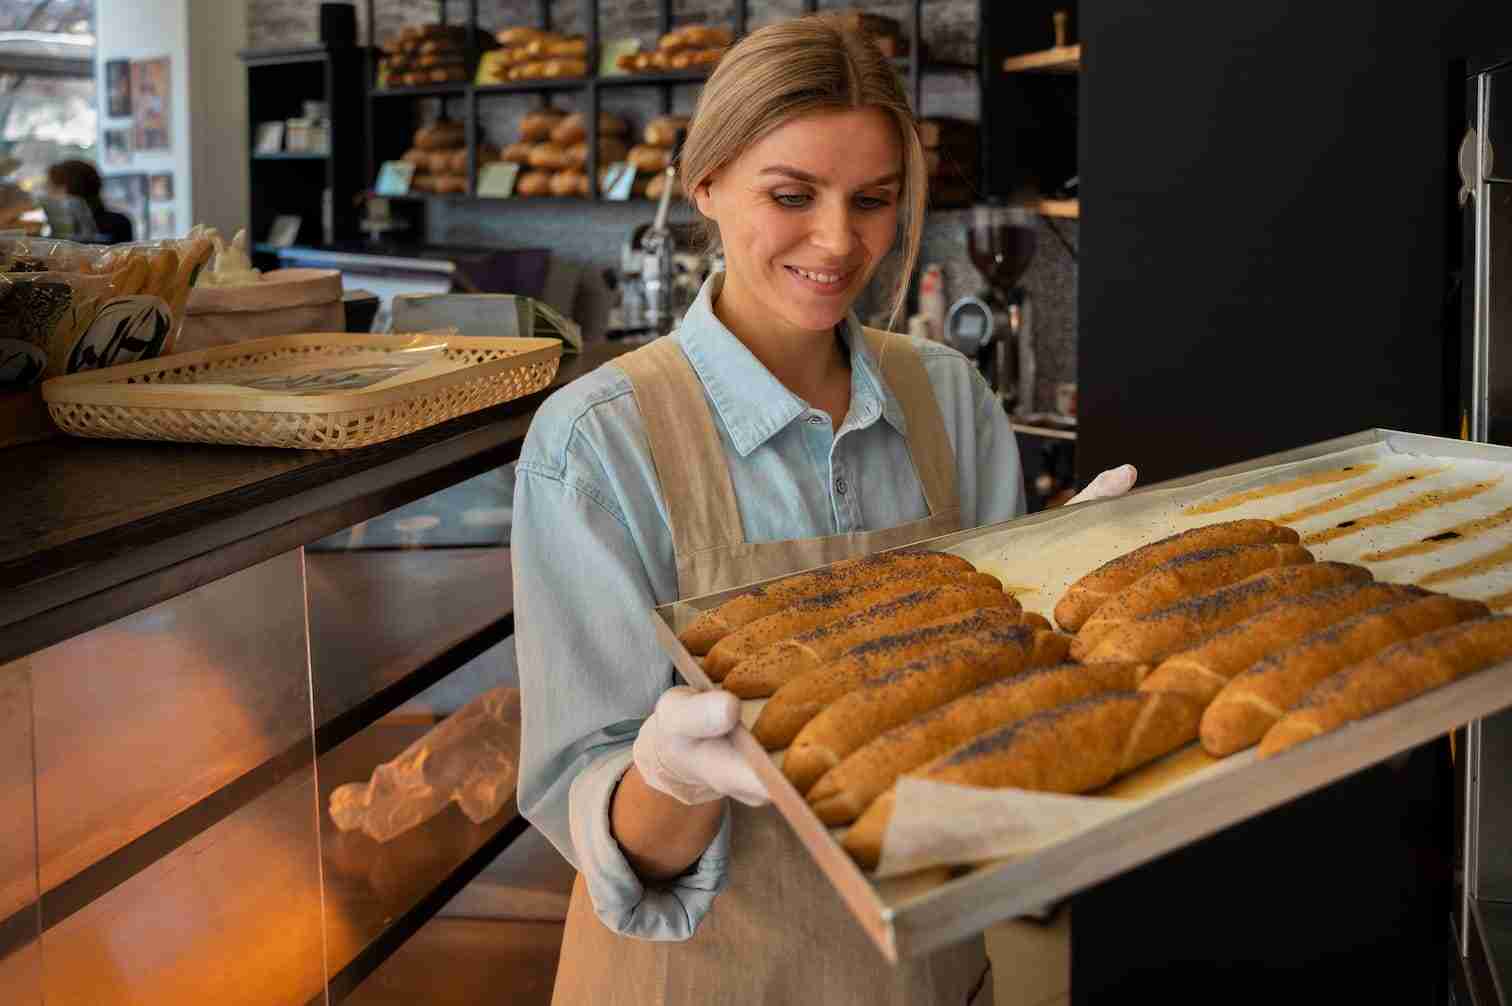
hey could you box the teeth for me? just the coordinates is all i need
[794,267,842,284]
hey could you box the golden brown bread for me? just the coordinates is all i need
[501,141,534,164]
[676,549,974,655]
[808,661,1146,825]
[782,635,1036,792]
[722,582,1019,699]
[705,570,1002,680]
[1054,519,1300,632]
[644,115,691,148]
[550,112,629,145]
[1203,593,1489,756]
[519,110,565,141]
[843,691,1202,869]
[515,170,552,196]
[1137,581,1426,707]
[548,169,585,197]
[1259,615,1512,757]
[527,142,570,170]
[1084,562,1373,665]
[1019,611,1052,632]
[564,137,629,168]
[750,609,1032,749]
[1071,543,1314,658]
[628,145,672,173]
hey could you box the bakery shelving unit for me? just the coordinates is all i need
[0,344,626,1004]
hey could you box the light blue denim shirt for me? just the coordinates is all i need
[513,274,1025,941]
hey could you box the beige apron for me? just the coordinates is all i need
[550,328,992,1006]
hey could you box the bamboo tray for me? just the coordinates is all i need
[651,428,1512,963]
[40,332,562,449]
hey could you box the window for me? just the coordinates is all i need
[0,1,96,194]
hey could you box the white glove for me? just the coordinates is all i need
[633,686,770,807]
[1068,463,1138,506]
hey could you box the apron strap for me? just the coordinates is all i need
[614,336,746,556]
[860,327,961,517]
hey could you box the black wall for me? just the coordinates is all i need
[1078,2,1512,484]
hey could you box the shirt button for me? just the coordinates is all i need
[807,415,824,424]
[835,477,847,495]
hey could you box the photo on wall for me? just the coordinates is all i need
[148,173,173,202]
[131,57,171,151]
[103,128,131,165]
[102,173,148,242]
[150,206,176,239]
[105,59,131,118]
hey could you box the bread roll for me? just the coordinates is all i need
[681,25,733,48]
[542,57,587,78]
[783,635,1039,792]
[1084,562,1374,665]
[644,115,692,148]
[515,170,551,196]
[546,37,588,57]
[809,661,1147,825]
[523,33,568,56]
[677,548,974,655]
[401,147,428,166]
[548,169,585,197]
[425,150,452,174]
[502,141,534,164]
[1055,519,1301,632]
[1020,611,1052,632]
[1202,593,1488,756]
[844,691,1202,869]
[433,174,468,195]
[1138,581,1425,707]
[497,26,547,46]
[705,571,1003,679]
[564,137,630,168]
[751,609,1032,749]
[658,28,690,51]
[1260,615,1512,757]
[615,52,638,72]
[722,581,1021,699]
[519,110,565,142]
[551,112,629,146]
[527,142,570,170]
[1072,543,1314,658]
[684,48,724,68]
[628,145,671,173]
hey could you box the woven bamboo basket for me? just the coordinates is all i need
[40,332,563,449]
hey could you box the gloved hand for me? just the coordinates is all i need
[633,686,770,807]
[1067,463,1138,506]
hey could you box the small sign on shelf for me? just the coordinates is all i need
[374,160,416,197]
[477,162,520,198]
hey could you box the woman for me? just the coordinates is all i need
[47,160,132,243]
[514,15,1135,1005]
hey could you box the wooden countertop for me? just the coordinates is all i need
[0,341,629,665]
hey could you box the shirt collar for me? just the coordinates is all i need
[676,273,908,456]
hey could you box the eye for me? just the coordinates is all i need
[854,194,893,211]
[772,191,811,208]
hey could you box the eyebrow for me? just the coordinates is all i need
[757,165,903,188]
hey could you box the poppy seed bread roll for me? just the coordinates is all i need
[676,549,974,655]
[808,661,1146,825]
[1071,543,1314,659]
[1055,519,1300,632]
[1138,581,1426,707]
[1260,615,1512,757]
[722,582,1021,698]
[1203,593,1488,756]
[843,690,1202,869]
[1084,562,1373,665]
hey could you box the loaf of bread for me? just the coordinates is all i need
[1202,593,1488,756]
[644,115,691,148]
[671,47,724,69]
[677,549,974,655]
[520,32,566,56]
[1054,519,1300,632]
[401,148,428,166]
[414,120,465,150]
[502,141,534,164]
[551,112,629,146]
[544,37,587,57]
[751,610,1035,749]
[527,142,570,170]
[1084,562,1373,665]
[844,691,1202,869]
[1137,581,1425,707]
[1072,543,1314,658]
[783,635,1039,792]
[564,137,630,168]
[497,26,548,46]
[1260,615,1512,757]
[548,169,585,197]
[809,661,1146,825]
[433,174,468,194]
[515,170,552,197]
[628,145,671,173]
[519,110,565,142]
[722,582,1021,699]
[705,571,1003,679]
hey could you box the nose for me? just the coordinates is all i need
[809,197,857,261]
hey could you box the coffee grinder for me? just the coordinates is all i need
[945,203,1038,416]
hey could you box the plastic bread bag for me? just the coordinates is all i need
[328,686,522,843]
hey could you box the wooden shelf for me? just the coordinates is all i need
[254,152,329,161]
[474,77,591,95]
[1012,420,1078,442]
[1002,44,1082,73]
[597,69,712,87]
[1031,197,1080,219]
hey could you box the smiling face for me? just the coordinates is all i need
[693,107,903,338]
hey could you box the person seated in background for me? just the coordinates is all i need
[47,160,131,244]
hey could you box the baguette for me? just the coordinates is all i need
[1054,519,1300,631]
[527,142,570,170]
[1084,562,1373,665]
[809,661,1147,825]
[751,610,1034,749]
[704,571,1003,679]
[676,549,974,655]
[844,691,1202,869]
[1259,615,1512,757]
[1138,581,1426,707]
[722,581,1022,698]
[1202,593,1488,756]
[644,115,691,148]
[783,634,1037,792]
[519,110,565,142]
[628,145,671,173]
[1072,543,1314,658]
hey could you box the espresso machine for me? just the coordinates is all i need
[945,203,1038,416]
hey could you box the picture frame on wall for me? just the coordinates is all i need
[131,57,171,151]
[102,173,148,242]
[105,60,131,118]
[254,121,284,155]
[103,128,131,166]
[148,173,173,202]
[149,207,176,239]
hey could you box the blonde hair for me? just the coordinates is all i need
[680,14,928,329]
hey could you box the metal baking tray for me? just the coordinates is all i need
[651,429,1512,962]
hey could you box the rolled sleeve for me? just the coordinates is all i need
[971,369,1028,526]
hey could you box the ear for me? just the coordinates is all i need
[691,177,716,221]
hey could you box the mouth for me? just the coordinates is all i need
[785,265,855,292]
